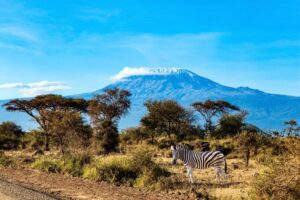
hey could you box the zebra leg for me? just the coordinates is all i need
[221,169,228,180]
[186,167,194,184]
[214,167,221,181]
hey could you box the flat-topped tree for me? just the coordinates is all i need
[284,119,299,137]
[3,94,88,151]
[192,100,240,136]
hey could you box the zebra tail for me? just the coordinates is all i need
[224,157,228,174]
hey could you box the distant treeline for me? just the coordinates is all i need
[1,87,299,154]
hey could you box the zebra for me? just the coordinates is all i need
[171,144,227,183]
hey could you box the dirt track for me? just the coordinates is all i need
[0,177,59,200]
[0,168,181,200]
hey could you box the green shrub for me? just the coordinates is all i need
[32,152,91,176]
[22,130,46,150]
[60,152,91,176]
[83,147,170,189]
[0,121,24,150]
[32,147,170,189]
[120,127,148,144]
[31,157,62,173]
[82,164,98,180]
[83,155,136,186]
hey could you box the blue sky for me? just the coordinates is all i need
[0,0,299,99]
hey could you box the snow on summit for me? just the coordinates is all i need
[111,67,194,81]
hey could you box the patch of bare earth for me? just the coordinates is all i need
[0,168,179,200]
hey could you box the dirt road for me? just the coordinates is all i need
[0,168,181,200]
[0,177,60,200]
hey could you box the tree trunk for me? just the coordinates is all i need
[151,134,154,143]
[44,134,50,151]
[245,146,250,167]
[254,146,258,155]
[59,136,65,154]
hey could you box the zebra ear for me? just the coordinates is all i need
[171,145,176,150]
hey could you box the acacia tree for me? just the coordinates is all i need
[88,88,131,153]
[237,131,259,167]
[48,110,92,154]
[192,100,240,136]
[284,119,299,137]
[237,130,269,167]
[141,99,193,140]
[3,94,88,150]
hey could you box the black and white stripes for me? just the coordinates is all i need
[171,144,227,183]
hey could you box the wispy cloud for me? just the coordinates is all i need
[111,32,224,54]
[70,32,225,55]
[0,26,38,42]
[266,39,300,48]
[77,8,120,21]
[0,82,24,89]
[0,81,70,97]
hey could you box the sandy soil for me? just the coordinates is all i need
[0,167,181,200]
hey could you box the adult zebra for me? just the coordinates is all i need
[171,144,227,183]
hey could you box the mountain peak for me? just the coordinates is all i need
[111,67,196,81]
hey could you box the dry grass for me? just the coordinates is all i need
[2,137,300,199]
[156,155,265,199]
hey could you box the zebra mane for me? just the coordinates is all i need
[176,144,192,151]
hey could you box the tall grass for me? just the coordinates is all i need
[31,146,170,189]
[83,155,136,185]
[83,147,170,188]
[0,150,16,167]
[251,157,300,200]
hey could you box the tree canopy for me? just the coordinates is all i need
[88,88,131,153]
[3,94,88,150]
[192,100,240,135]
[141,99,194,139]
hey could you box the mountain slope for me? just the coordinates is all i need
[1,68,300,130]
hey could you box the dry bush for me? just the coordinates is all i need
[251,157,300,200]
[83,155,136,186]
[0,150,16,167]
[82,146,170,189]
[255,153,276,166]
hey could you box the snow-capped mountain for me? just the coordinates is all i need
[1,67,300,130]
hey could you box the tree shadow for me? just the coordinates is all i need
[193,180,242,189]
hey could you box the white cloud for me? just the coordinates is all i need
[0,82,24,89]
[111,67,154,80]
[27,81,63,88]
[0,81,70,97]
[111,67,185,81]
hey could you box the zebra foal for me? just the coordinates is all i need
[171,144,227,183]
